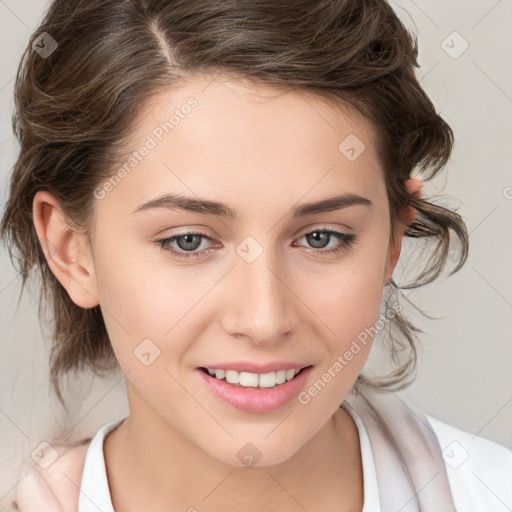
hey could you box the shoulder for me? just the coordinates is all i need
[426,413,512,512]
[12,438,91,512]
[346,389,512,510]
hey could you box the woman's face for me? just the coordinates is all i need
[60,75,406,466]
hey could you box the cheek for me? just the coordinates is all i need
[295,269,384,413]
[92,241,218,372]
[293,237,388,389]
[308,280,383,386]
[299,251,386,335]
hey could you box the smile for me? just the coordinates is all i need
[200,367,307,389]
[196,365,314,413]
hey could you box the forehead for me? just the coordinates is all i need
[96,74,385,220]
[140,74,377,145]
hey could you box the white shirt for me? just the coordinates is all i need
[11,391,512,511]
[77,406,382,512]
[76,404,512,511]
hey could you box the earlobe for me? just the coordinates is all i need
[32,190,99,309]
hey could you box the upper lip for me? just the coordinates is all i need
[199,361,312,374]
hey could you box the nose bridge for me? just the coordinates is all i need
[222,241,293,344]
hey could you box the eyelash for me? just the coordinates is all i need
[155,228,357,260]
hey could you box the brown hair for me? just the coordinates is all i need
[0,0,468,412]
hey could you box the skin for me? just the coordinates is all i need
[32,75,421,511]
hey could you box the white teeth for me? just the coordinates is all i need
[239,372,259,387]
[205,367,303,388]
[286,369,296,381]
[225,370,239,384]
[276,370,287,384]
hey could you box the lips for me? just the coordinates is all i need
[196,365,314,413]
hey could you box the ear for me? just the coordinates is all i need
[32,190,99,308]
[383,177,423,286]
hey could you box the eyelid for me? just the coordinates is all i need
[155,224,357,260]
[295,223,353,237]
[153,225,216,238]
[155,223,352,243]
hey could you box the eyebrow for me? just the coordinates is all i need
[131,192,372,218]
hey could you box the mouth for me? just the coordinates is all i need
[196,364,315,413]
[198,365,313,389]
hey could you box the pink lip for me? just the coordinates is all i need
[198,361,310,373]
[195,365,313,413]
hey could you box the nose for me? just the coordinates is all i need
[220,248,295,346]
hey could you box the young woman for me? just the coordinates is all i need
[1,0,510,511]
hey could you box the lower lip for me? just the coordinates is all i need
[196,366,313,413]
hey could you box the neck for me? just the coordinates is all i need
[104,397,363,511]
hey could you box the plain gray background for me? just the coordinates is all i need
[1,0,511,501]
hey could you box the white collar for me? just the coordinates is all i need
[78,388,455,511]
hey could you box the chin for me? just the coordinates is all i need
[205,438,301,469]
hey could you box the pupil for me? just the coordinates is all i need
[308,231,328,249]
[178,234,201,251]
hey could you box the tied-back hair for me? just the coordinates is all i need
[0,0,469,411]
